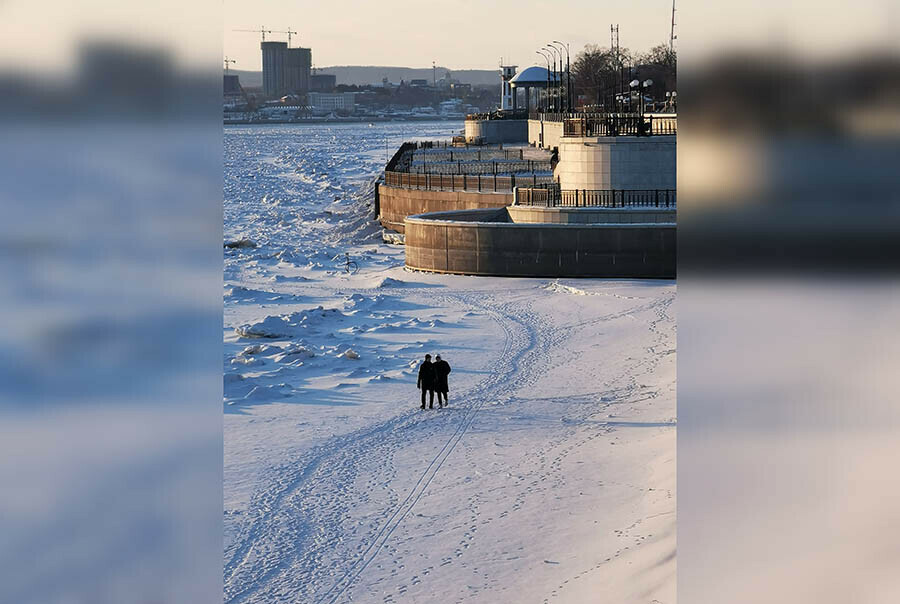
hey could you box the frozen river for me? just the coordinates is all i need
[224,121,676,603]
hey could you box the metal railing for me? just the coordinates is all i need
[412,147,548,162]
[515,185,676,208]
[384,171,553,193]
[408,159,553,175]
[466,109,529,121]
[563,114,677,137]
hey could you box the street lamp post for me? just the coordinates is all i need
[544,45,558,113]
[629,79,640,113]
[641,79,653,115]
[552,40,569,113]
[549,43,564,113]
[536,50,551,113]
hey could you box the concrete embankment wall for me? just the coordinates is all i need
[404,208,676,278]
[464,120,528,144]
[555,135,676,190]
[528,119,564,149]
[378,184,513,233]
[507,206,676,224]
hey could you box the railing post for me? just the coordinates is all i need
[463,173,467,190]
[478,174,481,192]
[655,189,659,207]
[494,173,497,192]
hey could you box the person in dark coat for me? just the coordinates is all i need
[433,354,451,408]
[417,354,436,409]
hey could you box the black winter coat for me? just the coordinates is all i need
[433,360,451,392]
[417,361,436,389]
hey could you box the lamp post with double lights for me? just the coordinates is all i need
[641,79,653,115]
[629,79,640,114]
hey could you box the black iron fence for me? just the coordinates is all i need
[412,147,547,162]
[563,114,677,137]
[384,171,553,193]
[408,159,553,175]
[515,185,676,208]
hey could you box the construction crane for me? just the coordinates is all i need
[224,57,236,73]
[272,28,298,47]
[233,27,272,42]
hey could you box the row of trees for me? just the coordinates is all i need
[572,43,676,111]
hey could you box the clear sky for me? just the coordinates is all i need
[223,0,677,72]
[0,0,894,75]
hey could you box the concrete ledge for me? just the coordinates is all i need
[404,208,676,278]
[507,206,676,224]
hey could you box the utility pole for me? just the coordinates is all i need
[433,61,436,87]
[611,24,620,109]
[670,0,677,53]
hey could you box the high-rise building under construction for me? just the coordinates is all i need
[261,41,311,98]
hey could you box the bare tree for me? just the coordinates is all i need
[572,44,632,110]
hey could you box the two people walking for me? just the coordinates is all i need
[417,354,451,409]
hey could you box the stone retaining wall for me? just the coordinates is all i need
[378,184,513,233]
[464,119,528,144]
[404,208,676,278]
[528,119,564,149]
[555,135,676,190]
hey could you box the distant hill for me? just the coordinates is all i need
[231,69,262,89]
[228,66,499,88]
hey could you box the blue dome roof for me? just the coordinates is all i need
[509,65,559,87]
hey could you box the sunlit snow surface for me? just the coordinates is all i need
[224,122,676,603]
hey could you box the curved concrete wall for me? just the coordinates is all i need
[507,205,676,224]
[464,119,528,144]
[378,184,512,233]
[555,135,676,190]
[404,209,675,278]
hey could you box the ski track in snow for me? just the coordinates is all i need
[224,291,543,603]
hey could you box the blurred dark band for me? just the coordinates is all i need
[0,40,219,121]
[680,52,900,274]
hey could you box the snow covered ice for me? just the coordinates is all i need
[224,123,676,603]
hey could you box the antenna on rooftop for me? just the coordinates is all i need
[224,57,236,73]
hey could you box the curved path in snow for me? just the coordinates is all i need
[224,286,675,604]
